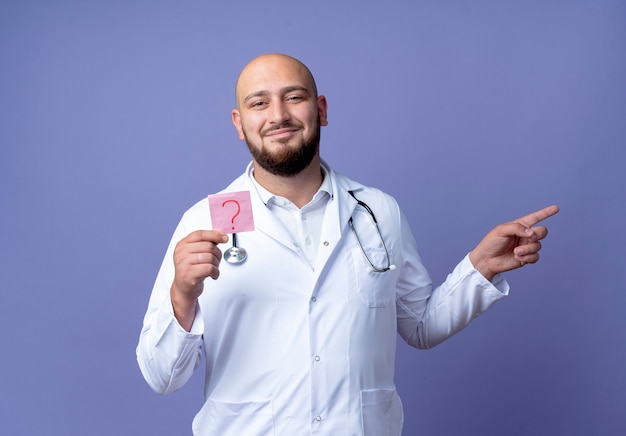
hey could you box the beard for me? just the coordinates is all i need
[244,120,321,177]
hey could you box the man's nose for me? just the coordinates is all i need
[268,100,290,124]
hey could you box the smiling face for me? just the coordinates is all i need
[232,54,328,177]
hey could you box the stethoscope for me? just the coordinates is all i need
[347,191,395,273]
[224,233,248,264]
[224,191,395,272]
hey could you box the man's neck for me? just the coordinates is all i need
[252,157,323,208]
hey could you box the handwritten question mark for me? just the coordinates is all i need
[221,200,241,231]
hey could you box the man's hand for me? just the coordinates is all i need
[170,230,228,331]
[469,205,559,281]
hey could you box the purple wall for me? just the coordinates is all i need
[1,1,625,434]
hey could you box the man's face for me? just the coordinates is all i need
[232,55,328,177]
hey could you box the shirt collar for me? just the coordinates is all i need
[246,161,334,208]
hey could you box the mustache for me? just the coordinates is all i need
[261,122,302,136]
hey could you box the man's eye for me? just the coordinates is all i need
[287,95,303,102]
[251,101,267,108]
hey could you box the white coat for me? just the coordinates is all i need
[137,162,509,435]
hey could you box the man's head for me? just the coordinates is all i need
[232,54,328,177]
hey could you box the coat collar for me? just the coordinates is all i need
[221,160,364,254]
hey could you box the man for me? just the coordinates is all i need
[137,53,558,435]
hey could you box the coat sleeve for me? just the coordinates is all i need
[136,215,205,395]
[394,207,509,349]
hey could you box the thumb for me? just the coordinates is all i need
[496,221,537,241]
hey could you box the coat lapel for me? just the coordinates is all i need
[311,168,361,281]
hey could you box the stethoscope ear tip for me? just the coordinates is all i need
[367,264,396,273]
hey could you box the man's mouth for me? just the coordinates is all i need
[263,125,301,139]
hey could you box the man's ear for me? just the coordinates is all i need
[317,96,328,126]
[232,109,245,140]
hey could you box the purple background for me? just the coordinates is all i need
[1,1,625,435]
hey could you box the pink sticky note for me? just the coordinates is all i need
[208,191,255,234]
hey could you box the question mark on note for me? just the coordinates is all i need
[209,191,254,234]
[221,200,241,231]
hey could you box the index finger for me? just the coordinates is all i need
[184,229,229,244]
[514,205,560,227]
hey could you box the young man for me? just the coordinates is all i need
[137,53,558,435]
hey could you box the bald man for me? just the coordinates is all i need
[137,53,558,435]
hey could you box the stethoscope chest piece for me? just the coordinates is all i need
[224,233,247,264]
